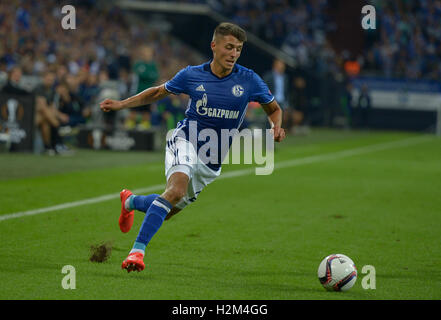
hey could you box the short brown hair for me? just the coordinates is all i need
[212,22,247,42]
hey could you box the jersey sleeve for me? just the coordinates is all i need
[164,66,189,95]
[249,71,275,104]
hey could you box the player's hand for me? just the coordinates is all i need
[100,99,124,112]
[272,126,286,142]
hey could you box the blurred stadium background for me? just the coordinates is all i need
[1,0,441,300]
[1,0,440,155]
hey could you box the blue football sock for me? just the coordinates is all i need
[129,194,159,213]
[133,197,172,252]
[130,241,147,255]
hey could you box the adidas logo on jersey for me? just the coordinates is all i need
[196,84,206,92]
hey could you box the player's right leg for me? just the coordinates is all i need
[161,171,190,206]
[165,207,181,220]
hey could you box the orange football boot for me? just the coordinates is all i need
[119,189,134,233]
[121,252,145,272]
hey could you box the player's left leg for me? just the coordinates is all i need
[129,193,160,213]
[122,172,189,272]
[119,190,182,233]
[118,190,160,233]
[122,136,219,272]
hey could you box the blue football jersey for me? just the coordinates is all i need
[164,60,274,171]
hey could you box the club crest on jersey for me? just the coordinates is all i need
[232,85,244,97]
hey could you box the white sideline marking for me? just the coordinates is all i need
[0,184,164,222]
[0,135,432,222]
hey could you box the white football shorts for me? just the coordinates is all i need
[165,136,221,209]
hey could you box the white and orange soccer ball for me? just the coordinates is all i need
[318,254,357,291]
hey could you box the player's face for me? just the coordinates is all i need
[211,35,243,71]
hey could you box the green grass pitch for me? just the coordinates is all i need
[0,129,440,300]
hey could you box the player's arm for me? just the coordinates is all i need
[100,84,170,112]
[261,99,286,142]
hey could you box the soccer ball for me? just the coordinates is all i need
[317,254,357,291]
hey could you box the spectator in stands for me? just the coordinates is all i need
[130,45,160,129]
[340,82,353,128]
[1,66,29,95]
[0,57,8,86]
[34,70,55,149]
[290,75,310,134]
[56,65,69,84]
[138,112,152,131]
[344,57,361,78]
[78,72,100,108]
[117,68,133,101]
[0,0,204,150]
[123,110,137,130]
[264,59,289,109]
[357,84,371,128]
[54,81,88,128]
[159,95,187,131]
[263,59,294,131]
[34,70,66,154]
[361,0,441,79]
[133,45,159,97]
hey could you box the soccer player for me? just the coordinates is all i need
[100,22,286,272]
